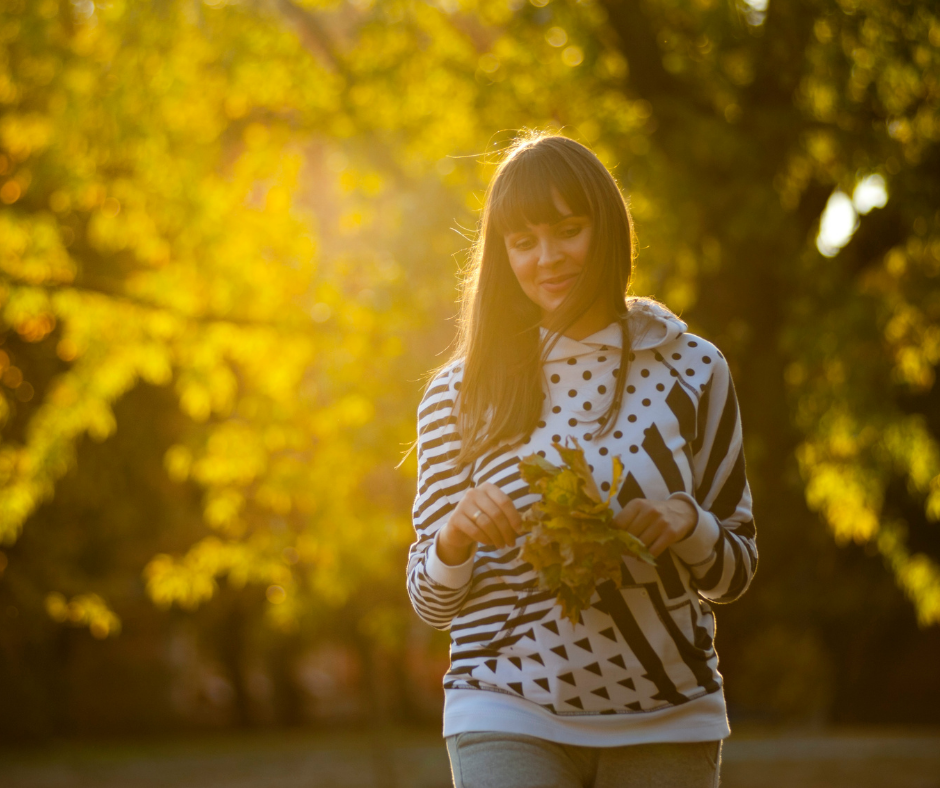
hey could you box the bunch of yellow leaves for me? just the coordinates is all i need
[518,437,656,624]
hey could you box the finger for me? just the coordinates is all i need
[481,483,524,532]
[460,494,508,548]
[614,498,648,531]
[474,498,515,548]
[479,485,523,538]
[647,532,673,559]
[458,514,501,548]
[621,502,658,538]
[637,518,665,550]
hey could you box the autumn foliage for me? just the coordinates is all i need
[1,0,940,732]
[519,438,655,624]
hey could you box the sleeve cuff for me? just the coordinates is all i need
[425,530,476,589]
[668,491,721,566]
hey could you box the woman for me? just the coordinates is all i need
[406,132,757,788]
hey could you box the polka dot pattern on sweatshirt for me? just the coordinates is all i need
[523,321,720,504]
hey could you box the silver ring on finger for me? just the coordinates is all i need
[471,509,484,524]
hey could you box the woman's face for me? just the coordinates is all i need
[503,187,593,321]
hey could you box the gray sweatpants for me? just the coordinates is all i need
[445,731,721,788]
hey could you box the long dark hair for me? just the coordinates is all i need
[427,131,638,469]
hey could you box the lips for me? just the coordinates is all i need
[540,273,579,290]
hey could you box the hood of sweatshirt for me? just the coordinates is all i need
[539,297,688,363]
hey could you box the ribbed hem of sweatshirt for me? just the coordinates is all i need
[425,530,476,589]
[666,492,721,566]
[442,688,730,746]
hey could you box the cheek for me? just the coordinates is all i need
[508,255,536,289]
[575,235,593,264]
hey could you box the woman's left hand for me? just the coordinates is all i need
[612,497,698,559]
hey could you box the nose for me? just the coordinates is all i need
[537,235,564,267]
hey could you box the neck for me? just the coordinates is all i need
[542,302,618,341]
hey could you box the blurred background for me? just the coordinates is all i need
[1,0,940,783]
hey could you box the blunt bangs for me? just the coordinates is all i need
[490,146,593,237]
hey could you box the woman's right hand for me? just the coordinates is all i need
[436,482,524,566]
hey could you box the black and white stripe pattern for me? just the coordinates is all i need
[681,355,757,603]
[407,302,757,720]
[406,368,478,629]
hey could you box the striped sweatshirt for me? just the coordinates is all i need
[406,297,757,746]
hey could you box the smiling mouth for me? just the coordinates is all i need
[541,273,578,285]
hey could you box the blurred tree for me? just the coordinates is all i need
[0,0,427,636]
[1,0,939,733]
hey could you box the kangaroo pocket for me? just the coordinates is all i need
[478,585,556,658]
[457,549,549,657]
[647,586,716,663]
[639,584,721,697]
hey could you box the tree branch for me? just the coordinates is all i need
[597,0,713,118]
[263,0,350,79]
